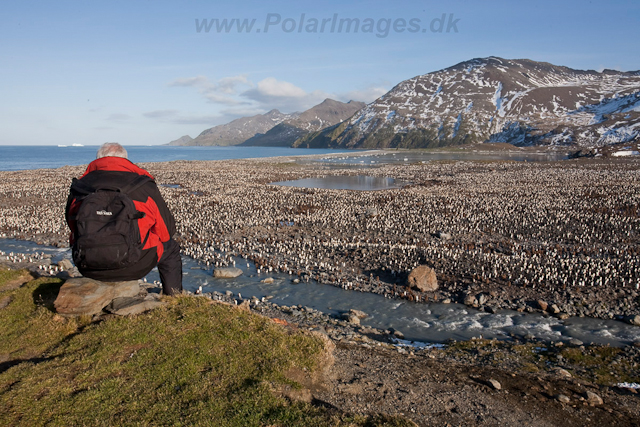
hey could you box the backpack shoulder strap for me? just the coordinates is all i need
[71,174,152,196]
[120,174,153,195]
[70,178,95,196]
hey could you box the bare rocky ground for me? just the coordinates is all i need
[314,342,640,427]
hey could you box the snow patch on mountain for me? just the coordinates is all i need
[326,57,640,148]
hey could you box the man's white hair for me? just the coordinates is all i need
[96,142,128,159]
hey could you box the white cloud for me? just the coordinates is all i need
[203,92,247,106]
[142,109,219,126]
[241,77,336,112]
[168,74,251,106]
[247,77,307,98]
[167,74,389,122]
[217,75,250,94]
[143,109,179,119]
[168,76,211,88]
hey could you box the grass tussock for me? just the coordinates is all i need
[0,270,412,427]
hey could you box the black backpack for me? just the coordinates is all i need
[70,175,152,271]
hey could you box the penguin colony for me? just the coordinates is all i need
[0,156,638,318]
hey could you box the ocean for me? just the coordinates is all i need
[0,145,350,171]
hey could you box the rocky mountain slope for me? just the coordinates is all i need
[167,135,194,146]
[296,57,640,149]
[170,99,364,147]
[186,109,297,146]
[241,99,365,146]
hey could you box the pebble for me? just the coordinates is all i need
[625,315,640,326]
[552,367,572,378]
[344,313,360,326]
[584,390,603,406]
[537,300,548,311]
[464,294,478,307]
[213,267,243,278]
[555,394,570,403]
[349,309,368,319]
[486,379,501,390]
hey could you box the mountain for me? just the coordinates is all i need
[186,109,296,146]
[167,135,193,146]
[296,57,640,149]
[241,99,366,146]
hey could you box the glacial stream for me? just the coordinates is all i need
[2,238,639,347]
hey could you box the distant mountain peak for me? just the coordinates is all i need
[167,135,193,146]
[168,99,366,147]
[241,99,366,147]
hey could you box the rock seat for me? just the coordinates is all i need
[54,277,164,316]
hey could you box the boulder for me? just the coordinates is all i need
[0,295,12,310]
[0,272,33,292]
[477,293,489,306]
[407,265,438,292]
[625,314,640,326]
[58,259,74,271]
[345,313,361,326]
[213,267,243,278]
[107,296,166,316]
[54,278,140,316]
[463,293,478,307]
[349,309,368,319]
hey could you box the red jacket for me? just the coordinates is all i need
[65,157,176,280]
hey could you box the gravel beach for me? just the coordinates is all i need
[1,153,638,321]
[1,151,639,425]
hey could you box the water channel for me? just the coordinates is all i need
[2,238,639,347]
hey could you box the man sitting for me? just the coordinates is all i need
[65,142,182,295]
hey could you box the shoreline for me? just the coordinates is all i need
[0,154,638,328]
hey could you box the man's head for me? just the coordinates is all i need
[96,143,128,159]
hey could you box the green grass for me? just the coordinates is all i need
[0,270,413,426]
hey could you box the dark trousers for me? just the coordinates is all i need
[158,239,183,295]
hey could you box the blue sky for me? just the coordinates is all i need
[2,0,639,145]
